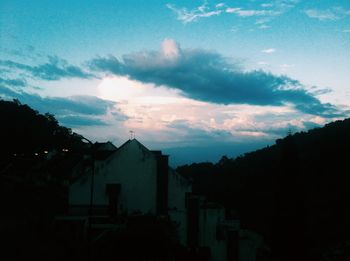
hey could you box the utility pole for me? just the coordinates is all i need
[77,135,95,260]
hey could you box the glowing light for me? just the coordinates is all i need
[97,76,146,102]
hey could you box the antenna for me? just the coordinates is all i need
[129,130,135,140]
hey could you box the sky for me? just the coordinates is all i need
[1,0,349,166]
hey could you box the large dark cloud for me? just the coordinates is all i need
[0,86,126,127]
[89,40,342,118]
[0,56,94,81]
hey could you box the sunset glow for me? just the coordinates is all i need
[1,0,349,164]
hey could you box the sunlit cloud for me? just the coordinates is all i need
[90,39,343,118]
[91,74,339,149]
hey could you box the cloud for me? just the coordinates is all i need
[0,76,27,87]
[161,38,181,59]
[89,39,342,118]
[58,115,109,127]
[343,28,350,33]
[167,0,299,26]
[0,56,94,81]
[0,86,127,126]
[304,9,339,21]
[279,63,295,72]
[309,87,332,96]
[262,48,276,53]
[258,24,271,29]
[304,7,350,21]
[258,61,269,66]
[166,1,280,23]
[261,3,274,8]
[167,119,233,142]
[256,18,271,25]
[0,45,41,61]
[166,1,223,23]
[226,8,280,17]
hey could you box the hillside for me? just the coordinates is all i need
[0,98,86,159]
[177,118,350,260]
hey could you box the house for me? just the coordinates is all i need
[186,194,241,261]
[64,139,258,261]
[68,138,191,245]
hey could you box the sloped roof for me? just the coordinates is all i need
[117,138,149,152]
[94,141,117,151]
[93,141,117,160]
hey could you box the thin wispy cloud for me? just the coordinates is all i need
[0,56,94,81]
[259,24,271,29]
[304,9,339,21]
[255,18,271,25]
[167,0,299,29]
[0,76,27,87]
[0,86,126,127]
[304,7,350,21]
[258,61,270,66]
[89,39,342,118]
[230,26,240,33]
[280,63,295,72]
[261,3,274,8]
[57,115,109,127]
[215,3,225,9]
[262,48,276,53]
[166,1,223,24]
[225,8,280,17]
[167,119,233,143]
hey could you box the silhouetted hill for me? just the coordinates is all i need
[0,98,86,159]
[177,118,350,260]
[0,99,91,259]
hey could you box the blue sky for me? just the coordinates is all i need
[1,0,350,165]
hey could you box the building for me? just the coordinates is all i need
[68,139,191,245]
[63,139,258,261]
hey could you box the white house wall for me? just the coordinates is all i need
[168,168,192,245]
[199,207,227,261]
[69,140,158,215]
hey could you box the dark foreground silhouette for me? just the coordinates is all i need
[177,118,350,260]
[1,98,350,260]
